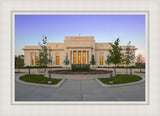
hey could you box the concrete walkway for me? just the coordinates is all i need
[15,73,145,101]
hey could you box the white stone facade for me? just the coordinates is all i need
[23,36,137,67]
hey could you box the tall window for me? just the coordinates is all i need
[73,51,76,64]
[99,56,103,65]
[32,56,34,65]
[121,62,124,65]
[78,51,81,64]
[36,56,38,65]
[56,56,60,65]
[83,51,86,64]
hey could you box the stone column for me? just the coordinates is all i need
[69,51,71,65]
[87,50,90,64]
[72,50,74,64]
[52,52,54,66]
[86,50,87,64]
[76,50,78,64]
[81,50,83,64]
[89,49,91,63]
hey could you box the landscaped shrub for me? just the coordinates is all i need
[48,69,111,75]
[15,66,62,69]
[97,66,137,68]
[71,64,90,72]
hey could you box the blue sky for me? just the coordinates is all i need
[15,14,145,57]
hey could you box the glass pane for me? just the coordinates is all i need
[78,51,81,64]
[32,56,34,65]
[36,56,38,65]
[74,51,76,64]
[56,56,60,65]
[99,56,103,65]
[83,51,86,64]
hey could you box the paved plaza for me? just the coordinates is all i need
[15,73,145,101]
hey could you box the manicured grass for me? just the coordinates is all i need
[99,74,142,85]
[19,74,61,85]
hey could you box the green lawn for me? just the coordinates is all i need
[19,74,61,85]
[99,74,142,85]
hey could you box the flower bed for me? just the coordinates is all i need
[48,69,112,75]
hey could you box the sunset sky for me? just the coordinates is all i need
[15,14,145,59]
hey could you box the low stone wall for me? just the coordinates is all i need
[15,68,145,73]
[15,68,66,73]
[48,73,111,80]
[94,68,145,73]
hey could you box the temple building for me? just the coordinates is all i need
[23,35,137,67]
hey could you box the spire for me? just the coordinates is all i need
[79,33,80,36]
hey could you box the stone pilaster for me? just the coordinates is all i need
[72,50,74,64]
[81,50,83,64]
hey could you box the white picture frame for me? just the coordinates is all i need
[0,0,159,116]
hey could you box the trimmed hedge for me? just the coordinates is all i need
[71,64,90,72]
[97,66,142,68]
[15,66,62,69]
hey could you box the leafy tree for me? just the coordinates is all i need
[38,35,52,79]
[63,53,70,68]
[105,55,112,70]
[136,54,144,72]
[123,41,135,75]
[90,54,96,67]
[107,38,123,81]
[15,55,24,72]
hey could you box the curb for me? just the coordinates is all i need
[16,74,65,88]
[95,74,145,87]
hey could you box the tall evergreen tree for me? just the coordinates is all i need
[107,38,123,80]
[63,53,70,68]
[90,54,96,67]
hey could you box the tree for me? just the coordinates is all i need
[90,54,96,67]
[15,55,24,72]
[123,41,135,75]
[63,53,70,69]
[105,55,112,70]
[107,38,123,81]
[136,54,143,72]
[38,35,52,80]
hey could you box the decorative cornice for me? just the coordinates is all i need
[66,47,93,49]
[23,48,64,51]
